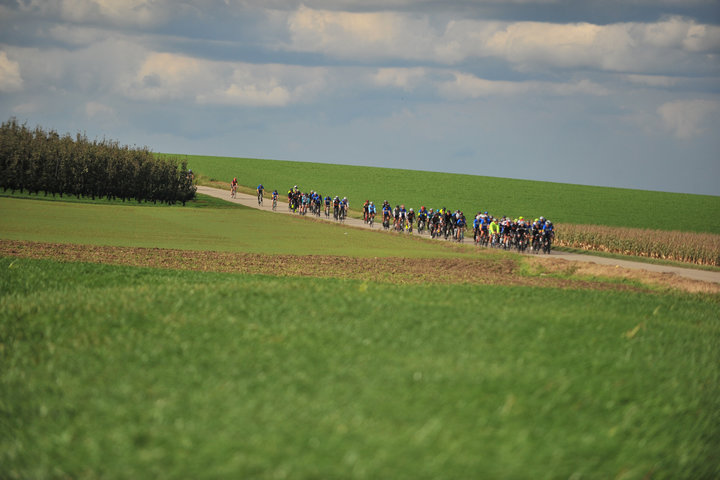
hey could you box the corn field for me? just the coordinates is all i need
[556,223,720,266]
[0,118,196,205]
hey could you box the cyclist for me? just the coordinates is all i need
[399,205,407,231]
[324,195,331,217]
[257,184,264,205]
[363,200,370,223]
[417,206,427,232]
[333,196,340,220]
[393,205,401,229]
[443,209,453,238]
[368,201,376,226]
[473,214,481,244]
[406,208,415,233]
[531,219,543,251]
[340,197,348,221]
[430,209,441,237]
[382,202,392,229]
[489,218,501,246]
[272,189,278,210]
[230,177,238,198]
[456,212,466,241]
[543,220,555,241]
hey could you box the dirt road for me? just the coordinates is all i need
[197,185,720,285]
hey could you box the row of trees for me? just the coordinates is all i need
[0,118,196,205]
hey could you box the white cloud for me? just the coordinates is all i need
[373,67,427,90]
[0,51,23,92]
[657,99,720,139]
[123,51,328,107]
[19,0,168,27]
[281,7,720,75]
[286,5,439,62]
[438,72,609,100]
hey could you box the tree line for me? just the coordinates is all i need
[0,118,196,205]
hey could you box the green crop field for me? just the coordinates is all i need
[171,154,720,234]
[2,187,719,479]
[2,257,719,479]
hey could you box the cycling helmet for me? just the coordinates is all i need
[409,208,414,212]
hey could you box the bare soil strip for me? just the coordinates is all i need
[5,239,719,294]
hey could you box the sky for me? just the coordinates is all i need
[1,0,719,196]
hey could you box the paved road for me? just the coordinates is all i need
[198,185,720,285]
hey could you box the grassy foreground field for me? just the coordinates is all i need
[2,257,719,479]
[174,154,720,234]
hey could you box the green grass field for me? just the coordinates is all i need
[2,257,718,479]
[0,195,482,258]
[171,154,720,234]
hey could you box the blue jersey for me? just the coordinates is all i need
[368,205,376,214]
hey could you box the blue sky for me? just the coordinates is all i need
[1,0,719,195]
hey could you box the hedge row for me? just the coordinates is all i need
[0,118,196,205]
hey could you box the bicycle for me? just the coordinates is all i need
[272,197,277,211]
[257,192,263,206]
[231,184,237,199]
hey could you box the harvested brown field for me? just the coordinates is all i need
[4,239,718,294]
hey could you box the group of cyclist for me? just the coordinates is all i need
[231,179,555,253]
[283,185,350,221]
[362,202,555,253]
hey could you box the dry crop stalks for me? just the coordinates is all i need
[555,223,720,266]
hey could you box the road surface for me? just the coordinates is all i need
[197,185,720,285]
